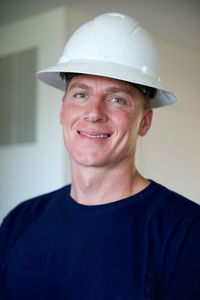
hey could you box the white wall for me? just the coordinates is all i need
[0,8,67,223]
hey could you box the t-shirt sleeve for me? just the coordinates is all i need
[0,218,9,299]
[163,211,200,300]
[0,266,9,300]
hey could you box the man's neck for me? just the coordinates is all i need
[70,160,150,206]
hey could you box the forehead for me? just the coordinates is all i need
[67,74,140,95]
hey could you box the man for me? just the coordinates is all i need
[0,13,199,300]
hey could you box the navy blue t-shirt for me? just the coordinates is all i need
[0,181,200,299]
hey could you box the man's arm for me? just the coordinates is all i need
[164,213,200,300]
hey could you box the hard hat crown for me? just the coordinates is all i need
[59,13,160,81]
[37,12,176,107]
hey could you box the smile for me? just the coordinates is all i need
[77,131,111,138]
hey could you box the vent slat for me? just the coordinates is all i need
[0,48,37,146]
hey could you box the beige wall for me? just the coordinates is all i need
[136,40,200,203]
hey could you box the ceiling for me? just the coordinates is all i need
[0,0,199,50]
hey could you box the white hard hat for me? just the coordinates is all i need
[37,12,176,108]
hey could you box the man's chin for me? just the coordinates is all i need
[70,154,109,168]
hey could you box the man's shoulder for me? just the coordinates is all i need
[4,185,69,222]
[0,185,70,243]
[152,180,199,209]
[148,181,200,228]
[0,185,70,266]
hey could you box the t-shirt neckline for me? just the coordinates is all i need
[64,180,158,216]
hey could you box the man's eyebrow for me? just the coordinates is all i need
[67,83,91,92]
[106,87,133,96]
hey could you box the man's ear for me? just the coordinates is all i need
[139,107,153,137]
[59,96,65,125]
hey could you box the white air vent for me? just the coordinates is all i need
[0,48,37,145]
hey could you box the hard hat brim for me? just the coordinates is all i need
[37,59,176,108]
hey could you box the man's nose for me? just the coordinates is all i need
[84,98,107,123]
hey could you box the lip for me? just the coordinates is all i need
[77,130,112,139]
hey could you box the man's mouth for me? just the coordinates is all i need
[77,131,111,138]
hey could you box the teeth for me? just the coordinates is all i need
[78,131,110,138]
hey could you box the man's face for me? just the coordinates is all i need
[60,75,152,168]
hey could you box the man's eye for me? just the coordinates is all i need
[111,97,124,104]
[76,93,87,99]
